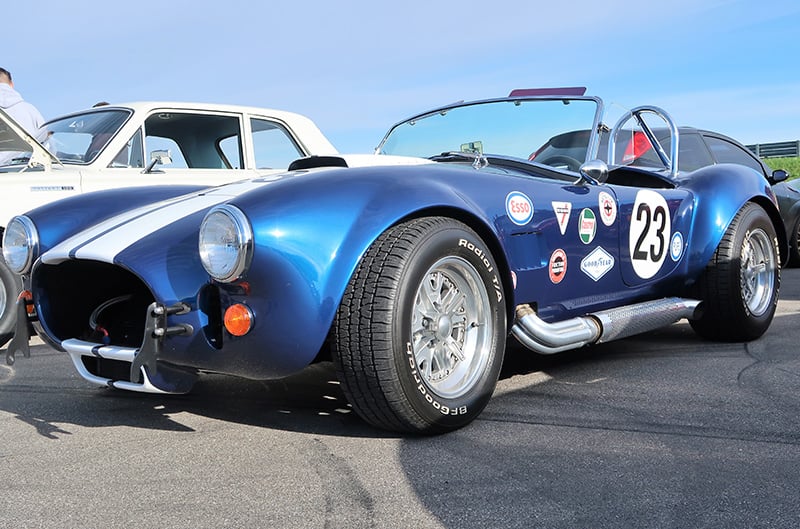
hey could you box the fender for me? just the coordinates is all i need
[679,163,786,272]
[185,164,503,377]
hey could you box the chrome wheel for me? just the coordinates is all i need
[741,228,776,316]
[411,256,493,399]
[0,274,6,320]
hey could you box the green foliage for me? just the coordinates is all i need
[764,157,800,180]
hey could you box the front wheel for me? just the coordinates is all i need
[690,202,780,341]
[0,255,22,349]
[332,217,507,434]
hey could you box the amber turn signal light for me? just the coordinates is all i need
[18,290,35,316]
[224,304,253,337]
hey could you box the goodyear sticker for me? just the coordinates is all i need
[506,191,534,226]
[549,248,567,284]
[552,201,572,235]
[670,232,684,261]
[579,208,596,244]
[598,191,617,226]
[581,247,614,281]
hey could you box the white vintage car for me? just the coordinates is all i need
[0,102,339,348]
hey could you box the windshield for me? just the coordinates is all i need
[377,98,601,170]
[42,109,131,164]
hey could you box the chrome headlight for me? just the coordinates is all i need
[2,215,39,275]
[199,205,253,283]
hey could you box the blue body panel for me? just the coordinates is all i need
[23,160,782,382]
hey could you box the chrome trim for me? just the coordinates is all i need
[61,338,178,394]
[199,204,254,283]
[2,215,39,274]
[608,106,680,178]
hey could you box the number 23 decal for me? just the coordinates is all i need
[628,190,671,279]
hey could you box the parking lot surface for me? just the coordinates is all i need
[2,270,799,529]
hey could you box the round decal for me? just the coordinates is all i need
[598,191,617,226]
[629,190,671,279]
[579,208,596,244]
[670,232,684,261]
[506,191,534,226]
[549,248,567,284]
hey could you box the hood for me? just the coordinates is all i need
[37,153,434,266]
[40,179,269,266]
[0,107,59,168]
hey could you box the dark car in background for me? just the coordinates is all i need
[532,126,797,264]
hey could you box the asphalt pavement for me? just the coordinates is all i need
[1,270,799,529]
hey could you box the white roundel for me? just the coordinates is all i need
[506,191,534,225]
[628,190,671,279]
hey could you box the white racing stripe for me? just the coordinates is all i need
[42,180,268,264]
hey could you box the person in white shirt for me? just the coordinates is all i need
[0,67,46,165]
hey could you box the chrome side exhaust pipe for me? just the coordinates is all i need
[511,297,702,355]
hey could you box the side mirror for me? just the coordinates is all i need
[578,159,609,185]
[143,149,173,174]
[770,168,789,184]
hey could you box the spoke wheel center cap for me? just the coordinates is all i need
[434,314,453,340]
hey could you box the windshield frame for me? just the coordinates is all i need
[375,95,605,170]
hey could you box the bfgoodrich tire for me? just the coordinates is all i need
[690,202,780,341]
[332,217,506,434]
[0,255,22,349]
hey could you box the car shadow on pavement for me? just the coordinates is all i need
[0,321,712,442]
[3,288,798,442]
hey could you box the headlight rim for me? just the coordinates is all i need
[2,215,39,275]
[199,204,253,283]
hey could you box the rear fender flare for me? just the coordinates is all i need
[681,164,786,271]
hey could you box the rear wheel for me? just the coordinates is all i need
[332,217,506,434]
[690,202,780,341]
[787,215,800,267]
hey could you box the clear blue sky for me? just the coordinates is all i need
[7,0,800,153]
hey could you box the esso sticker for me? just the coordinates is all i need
[506,191,534,226]
[629,190,671,279]
[598,191,617,226]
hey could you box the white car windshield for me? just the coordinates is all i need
[43,109,131,164]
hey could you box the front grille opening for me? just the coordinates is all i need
[36,260,155,347]
[198,283,223,349]
[81,356,143,383]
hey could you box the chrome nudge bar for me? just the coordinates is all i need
[61,301,194,394]
[62,339,174,394]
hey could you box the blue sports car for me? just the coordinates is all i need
[3,93,785,433]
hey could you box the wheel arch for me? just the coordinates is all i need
[393,205,516,328]
[223,172,519,375]
[751,194,789,266]
[681,164,787,271]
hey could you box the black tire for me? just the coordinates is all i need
[332,217,506,434]
[690,202,780,341]
[786,215,800,267]
[0,255,22,349]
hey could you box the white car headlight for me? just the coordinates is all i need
[2,215,39,275]
[199,205,253,283]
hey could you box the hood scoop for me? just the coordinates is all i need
[288,155,349,171]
